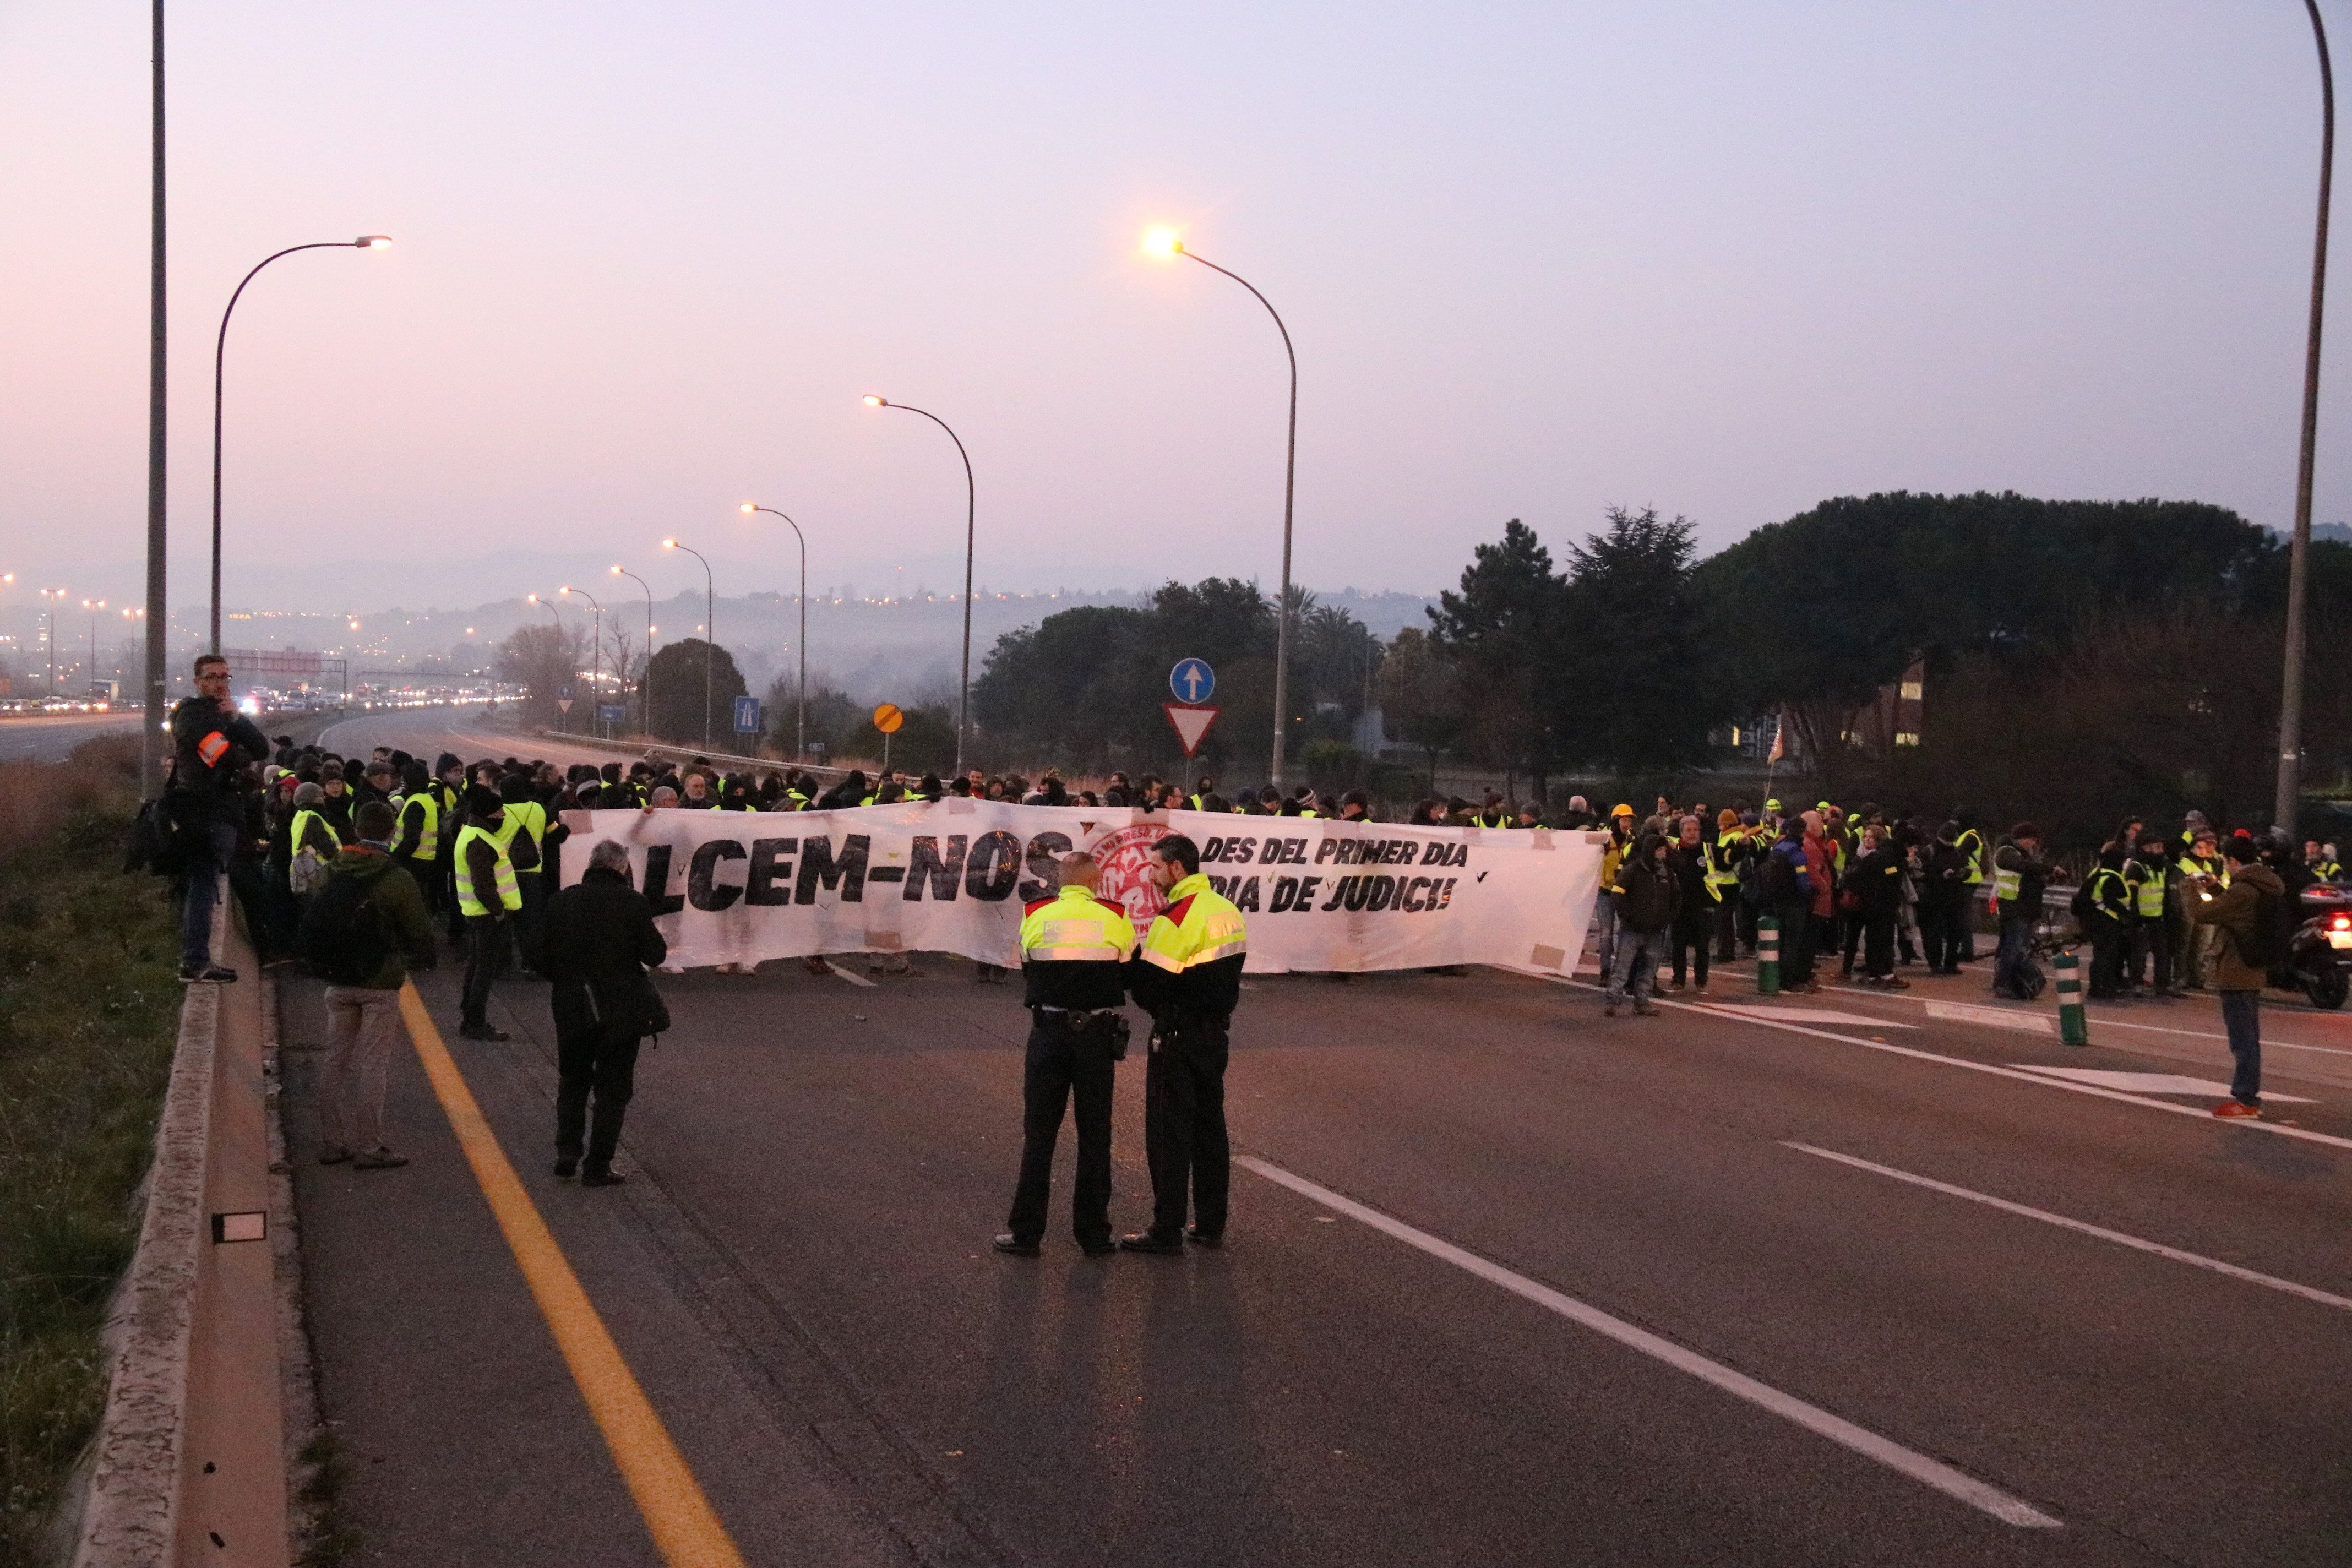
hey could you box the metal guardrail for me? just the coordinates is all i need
[525,727,854,784]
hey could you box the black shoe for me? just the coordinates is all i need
[1184,1226,1223,1248]
[580,1168,627,1188]
[1079,1238,1119,1257]
[553,1157,578,1178]
[993,1234,1041,1257]
[1118,1231,1183,1255]
[459,1023,510,1042]
[181,963,238,983]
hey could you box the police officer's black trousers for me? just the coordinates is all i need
[555,1021,641,1172]
[1005,1016,1116,1247]
[1143,1022,1229,1240]
[2089,916,2127,998]
[2131,918,2172,990]
[1670,910,1712,986]
[461,916,508,1027]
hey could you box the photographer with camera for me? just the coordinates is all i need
[995,852,1136,1258]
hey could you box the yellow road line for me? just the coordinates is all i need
[398,984,748,1568]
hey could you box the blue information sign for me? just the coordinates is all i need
[1169,657,1216,704]
[732,694,762,734]
[597,704,627,726]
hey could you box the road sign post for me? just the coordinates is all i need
[1163,703,1221,758]
[872,703,903,775]
[1169,657,1216,705]
[732,694,761,737]
[2054,950,2089,1045]
[1756,916,1779,995]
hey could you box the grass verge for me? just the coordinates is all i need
[0,736,181,1567]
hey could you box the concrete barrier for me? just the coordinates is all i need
[72,909,292,1568]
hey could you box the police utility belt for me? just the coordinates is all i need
[1035,1005,1131,1060]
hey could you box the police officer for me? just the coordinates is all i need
[994,852,1135,1257]
[453,785,521,1041]
[1121,834,1249,1253]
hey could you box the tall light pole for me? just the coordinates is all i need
[1143,227,1302,785]
[120,606,145,695]
[142,0,166,788]
[662,539,716,747]
[2279,0,2337,834]
[39,589,67,696]
[81,599,106,692]
[527,592,565,731]
[562,585,604,737]
[863,396,976,775]
[741,503,809,760]
[612,564,655,738]
[209,235,391,652]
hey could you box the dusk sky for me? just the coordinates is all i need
[3,1,2348,619]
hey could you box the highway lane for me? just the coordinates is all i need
[315,707,629,774]
[281,943,2351,1566]
[0,711,143,760]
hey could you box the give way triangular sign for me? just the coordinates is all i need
[1163,702,1220,757]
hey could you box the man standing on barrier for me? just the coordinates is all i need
[995,852,1135,1257]
[1122,834,1249,1254]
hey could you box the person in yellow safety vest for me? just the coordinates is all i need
[2302,838,2342,883]
[390,761,442,915]
[2175,830,2227,990]
[1119,833,1248,1254]
[1188,775,1216,812]
[1707,808,1747,961]
[1469,791,1512,830]
[1595,804,1637,978]
[993,851,1136,1257]
[2125,833,2182,996]
[453,786,524,1041]
[497,775,552,975]
[2082,846,2132,998]
[287,781,345,897]
[1949,813,1988,965]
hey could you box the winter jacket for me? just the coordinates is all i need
[1610,841,1681,933]
[2191,862,2285,992]
[1848,844,1907,916]
[542,865,670,1039]
[320,846,438,990]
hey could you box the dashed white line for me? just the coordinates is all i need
[1237,1154,2062,1529]
[1784,1142,2352,1314]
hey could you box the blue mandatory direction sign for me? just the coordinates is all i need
[732,694,763,734]
[1169,657,1216,704]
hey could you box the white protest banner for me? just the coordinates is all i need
[558,802,1603,976]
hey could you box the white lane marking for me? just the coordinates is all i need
[1784,1143,2352,1314]
[1703,1005,1917,1030]
[1237,1154,2062,1529]
[1520,972,2352,1155]
[2009,1067,2316,1104]
[1924,1000,2053,1036]
[827,963,877,988]
[1829,983,2352,1060]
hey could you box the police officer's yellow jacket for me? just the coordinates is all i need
[1128,872,1248,1026]
[1020,884,1135,1011]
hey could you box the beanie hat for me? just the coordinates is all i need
[293,781,325,807]
[465,783,505,818]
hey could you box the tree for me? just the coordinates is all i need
[1554,507,1718,774]
[1377,627,1466,794]
[495,623,589,730]
[1429,519,1570,792]
[644,639,748,746]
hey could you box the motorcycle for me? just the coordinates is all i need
[2286,884,2352,1010]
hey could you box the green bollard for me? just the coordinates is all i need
[1757,915,1781,996]
[2054,950,2088,1045]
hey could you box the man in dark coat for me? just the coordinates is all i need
[170,652,270,981]
[541,840,668,1185]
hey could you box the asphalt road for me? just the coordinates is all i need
[0,710,143,760]
[315,709,624,773]
[277,925,2352,1567]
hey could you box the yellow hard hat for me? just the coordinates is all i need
[1611,803,1634,817]
[1816,800,1835,812]
[1763,798,1781,810]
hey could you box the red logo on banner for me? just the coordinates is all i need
[1091,821,1173,925]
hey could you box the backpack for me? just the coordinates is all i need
[2068,881,2097,923]
[302,873,395,986]
[1760,844,1799,905]
[2236,886,2284,969]
[124,794,186,876]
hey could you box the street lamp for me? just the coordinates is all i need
[863,395,976,774]
[662,539,716,747]
[2279,0,2337,834]
[209,235,392,653]
[81,599,106,693]
[1143,226,1302,786]
[38,588,66,696]
[612,564,655,738]
[741,503,810,760]
[561,585,604,737]
[527,592,565,731]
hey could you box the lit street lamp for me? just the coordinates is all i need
[39,588,66,695]
[81,599,106,692]
[2278,0,2336,834]
[612,565,655,737]
[208,235,392,652]
[741,503,810,761]
[1143,226,1302,786]
[863,395,976,775]
[561,585,605,737]
[662,539,716,747]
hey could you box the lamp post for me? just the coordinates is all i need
[2279,0,2337,834]
[209,235,391,652]
[612,565,655,738]
[119,606,145,696]
[81,600,106,693]
[527,592,565,731]
[561,585,604,737]
[39,589,66,696]
[741,503,809,760]
[662,539,716,747]
[1143,227,1302,786]
[142,0,166,788]
[863,396,976,775]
